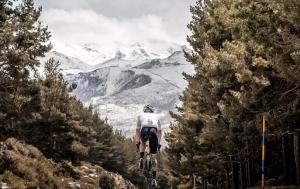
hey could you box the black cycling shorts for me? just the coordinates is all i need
[140,127,158,154]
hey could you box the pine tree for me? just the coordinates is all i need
[0,0,133,179]
[166,0,300,187]
[0,0,51,139]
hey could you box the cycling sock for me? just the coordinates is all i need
[140,152,144,159]
[153,171,156,179]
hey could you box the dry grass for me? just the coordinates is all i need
[0,138,68,189]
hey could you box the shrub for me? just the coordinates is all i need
[71,141,89,156]
[99,173,116,189]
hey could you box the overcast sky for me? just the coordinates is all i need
[34,0,196,50]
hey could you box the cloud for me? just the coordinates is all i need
[36,0,195,19]
[36,0,197,53]
[41,8,185,48]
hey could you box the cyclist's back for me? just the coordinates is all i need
[137,112,161,130]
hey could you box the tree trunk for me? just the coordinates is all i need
[239,158,244,189]
[245,159,251,187]
[204,178,207,189]
[282,132,297,185]
[282,133,287,183]
[225,167,231,189]
[202,177,205,189]
[230,157,239,189]
[294,129,300,185]
[245,142,252,187]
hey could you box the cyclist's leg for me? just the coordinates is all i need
[139,127,147,170]
[149,128,158,179]
[140,127,148,157]
[139,140,145,154]
[151,154,158,175]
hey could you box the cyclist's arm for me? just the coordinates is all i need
[157,120,162,144]
[135,116,142,143]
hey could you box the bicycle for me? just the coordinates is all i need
[137,135,160,189]
[144,136,154,189]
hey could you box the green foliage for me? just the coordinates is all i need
[71,141,89,156]
[0,0,51,140]
[166,0,300,187]
[0,0,139,187]
[115,135,145,188]
[99,173,116,189]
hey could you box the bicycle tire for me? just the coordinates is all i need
[147,177,152,189]
[145,155,152,177]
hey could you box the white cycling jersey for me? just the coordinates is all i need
[137,112,161,130]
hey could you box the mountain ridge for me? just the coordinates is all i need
[42,43,194,138]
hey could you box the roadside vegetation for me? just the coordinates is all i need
[165,0,300,188]
[0,0,143,188]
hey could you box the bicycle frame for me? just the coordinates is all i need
[145,138,151,155]
[144,138,152,176]
[144,137,154,189]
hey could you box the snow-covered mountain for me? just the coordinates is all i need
[51,40,184,65]
[39,51,93,74]
[42,42,194,138]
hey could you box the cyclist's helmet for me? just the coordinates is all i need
[143,105,154,113]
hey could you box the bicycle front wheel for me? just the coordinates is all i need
[145,155,152,177]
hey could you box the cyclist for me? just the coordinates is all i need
[135,105,162,188]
